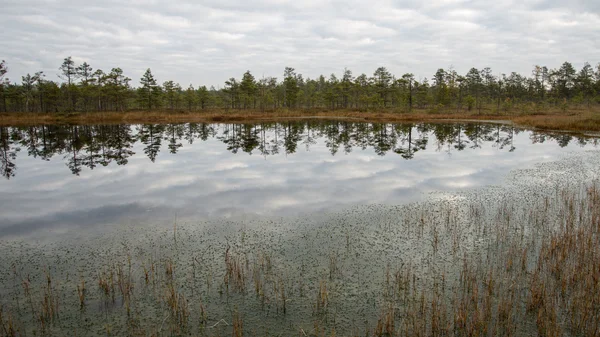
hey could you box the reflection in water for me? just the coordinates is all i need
[0,121,598,238]
[0,121,593,179]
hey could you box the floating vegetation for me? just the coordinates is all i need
[0,151,600,336]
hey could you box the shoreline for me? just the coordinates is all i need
[1,108,600,134]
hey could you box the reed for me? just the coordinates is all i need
[0,179,599,336]
[97,267,116,304]
[116,263,133,304]
[21,275,34,319]
[198,299,207,326]
[0,307,17,337]
[224,247,247,293]
[278,276,286,314]
[38,270,59,334]
[76,277,86,310]
[315,280,329,314]
[328,254,338,280]
[374,304,394,337]
[165,282,190,334]
[232,310,243,337]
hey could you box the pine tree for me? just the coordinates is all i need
[139,68,158,110]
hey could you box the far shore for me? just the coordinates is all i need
[2,107,600,134]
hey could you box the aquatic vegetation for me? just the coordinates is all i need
[0,306,17,337]
[0,152,599,336]
[232,310,243,337]
[76,278,86,310]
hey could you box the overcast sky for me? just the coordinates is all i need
[1,0,599,87]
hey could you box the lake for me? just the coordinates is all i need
[1,120,599,336]
[0,121,596,239]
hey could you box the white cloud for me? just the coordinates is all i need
[0,0,598,87]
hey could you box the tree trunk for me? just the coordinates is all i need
[408,80,413,111]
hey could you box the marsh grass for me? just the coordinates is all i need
[97,267,116,305]
[362,180,600,337]
[224,247,247,294]
[232,310,243,337]
[165,282,190,334]
[1,179,600,336]
[2,106,600,133]
[30,270,60,335]
[315,280,329,315]
[76,278,86,310]
[0,307,17,337]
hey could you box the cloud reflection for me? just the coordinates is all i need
[0,121,597,239]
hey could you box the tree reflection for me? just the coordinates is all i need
[0,127,18,179]
[139,124,164,162]
[394,124,428,159]
[0,121,597,178]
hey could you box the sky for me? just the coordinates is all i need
[1,0,599,88]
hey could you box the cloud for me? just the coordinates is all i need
[0,0,598,88]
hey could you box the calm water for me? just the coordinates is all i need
[0,121,597,238]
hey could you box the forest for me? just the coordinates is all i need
[1,57,599,114]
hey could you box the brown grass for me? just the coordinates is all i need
[224,247,247,294]
[0,306,17,337]
[232,310,243,337]
[1,106,600,133]
[76,278,86,310]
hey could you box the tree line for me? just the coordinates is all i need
[2,121,595,179]
[1,58,599,114]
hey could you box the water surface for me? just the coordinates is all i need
[0,121,597,238]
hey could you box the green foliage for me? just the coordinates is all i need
[0,60,7,81]
[139,68,159,110]
[1,58,600,113]
[283,67,299,108]
[502,98,513,113]
[429,103,445,114]
[163,80,182,109]
[465,95,476,111]
[240,71,257,109]
[59,56,78,85]
[560,99,569,113]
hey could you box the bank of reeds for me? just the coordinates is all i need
[2,105,600,133]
